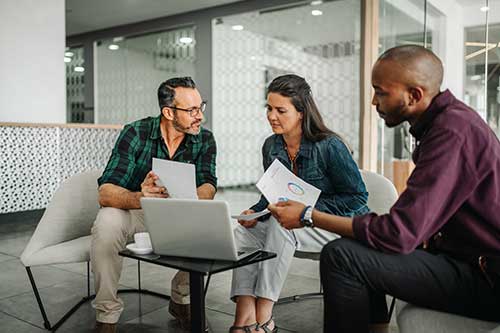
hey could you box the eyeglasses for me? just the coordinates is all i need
[167,102,206,117]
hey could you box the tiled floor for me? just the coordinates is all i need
[0,189,398,332]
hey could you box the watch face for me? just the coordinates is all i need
[301,218,313,227]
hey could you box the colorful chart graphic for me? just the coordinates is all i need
[287,182,305,195]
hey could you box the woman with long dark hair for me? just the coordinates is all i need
[229,74,369,332]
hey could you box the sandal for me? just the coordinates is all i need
[258,317,278,333]
[229,322,258,333]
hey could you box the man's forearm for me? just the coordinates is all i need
[99,184,142,209]
[197,183,216,200]
[312,209,355,238]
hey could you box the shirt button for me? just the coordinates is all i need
[434,232,443,240]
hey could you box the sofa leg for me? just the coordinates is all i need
[26,267,52,330]
[26,262,170,331]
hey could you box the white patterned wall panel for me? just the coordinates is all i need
[59,128,119,181]
[1,126,120,213]
[213,6,360,187]
[1,127,60,213]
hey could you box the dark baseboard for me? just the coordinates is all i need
[0,209,45,225]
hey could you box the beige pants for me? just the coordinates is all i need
[90,207,190,323]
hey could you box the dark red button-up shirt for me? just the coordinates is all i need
[353,90,500,258]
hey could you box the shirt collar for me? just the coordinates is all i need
[409,89,455,140]
[271,134,313,159]
[149,115,201,143]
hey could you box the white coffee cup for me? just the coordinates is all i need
[134,232,152,249]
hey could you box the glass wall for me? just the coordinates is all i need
[464,2,500,136]
[377,0,445,191]
[212,1,361,186]
[65,46,87,123]
[94,26,196,124]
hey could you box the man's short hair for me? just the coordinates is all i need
[157,77,197,111]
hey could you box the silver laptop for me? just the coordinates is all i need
[140,197,260,261]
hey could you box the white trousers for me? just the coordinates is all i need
[230,216,339,302]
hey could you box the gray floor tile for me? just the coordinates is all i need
[0,311,45,333]
[288,257,320,280]
[0,252,16,263]
[0,278,168,332]
[0,259,84,300]
[0,235,32,257]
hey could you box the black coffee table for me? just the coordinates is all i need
[119,250,276,332]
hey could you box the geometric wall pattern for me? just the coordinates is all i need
[212,2,361,187]
[0,125,120,213]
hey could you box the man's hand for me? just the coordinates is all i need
[268,200,306,230]
[141,171,169,198]
[238,209,258,228]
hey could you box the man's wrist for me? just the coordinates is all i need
[300,205,314,228]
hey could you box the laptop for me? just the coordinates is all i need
[140,197,260,261]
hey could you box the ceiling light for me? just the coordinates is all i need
[65,51,74,57]
[64,57,71,63]
[311,0,323,5]
[232,25,244,31]
[113,36,124,42]
[74,66,85,72]
[179,37,193,44]
[311,10,323,16]
[108,44,120,50]
[480,6,489,12]
[470,75,481,81]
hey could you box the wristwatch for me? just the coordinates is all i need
[300,205,314,228]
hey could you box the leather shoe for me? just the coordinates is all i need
[169,300,191,330]
[94,322,117,333]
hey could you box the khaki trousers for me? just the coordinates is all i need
[90,207,190,323]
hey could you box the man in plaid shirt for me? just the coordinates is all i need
[92,77,217,332]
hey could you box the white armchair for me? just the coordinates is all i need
[20,170,169,331]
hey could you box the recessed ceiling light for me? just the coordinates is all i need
[65,51,74,57]
[311,9,323,16]
[113,36,124,42]
[108,44,120,50]
[311,0,323,5]
[74,66,85,72]
[480,6,489,12]
[64,57,71,63]
[232,25,244,31]
[179,37,193,44]
[471,75,482,81]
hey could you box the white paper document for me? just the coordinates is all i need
[231,209,270,221]
[256,159,321,207]
[152,158,197,199]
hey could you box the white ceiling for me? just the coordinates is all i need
[65,0,243,36]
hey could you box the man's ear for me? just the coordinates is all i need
[408,87,424,106]
[161,107,175,120]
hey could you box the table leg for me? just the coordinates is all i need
[190,272,206,332]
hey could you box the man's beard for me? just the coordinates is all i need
[173,116,200,135]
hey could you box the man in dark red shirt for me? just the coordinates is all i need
[268,45,500,333]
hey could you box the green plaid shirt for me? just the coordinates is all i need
[98,115,217,191]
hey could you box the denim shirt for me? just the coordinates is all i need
[250,134,369,218]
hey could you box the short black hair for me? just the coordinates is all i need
[157,77,196,111]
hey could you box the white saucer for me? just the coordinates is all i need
[126,243,153,255]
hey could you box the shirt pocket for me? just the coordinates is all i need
[302,167,328,190]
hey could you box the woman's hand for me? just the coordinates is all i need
[238,209,258,228]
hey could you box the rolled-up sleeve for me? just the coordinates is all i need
[353,128,478,254]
